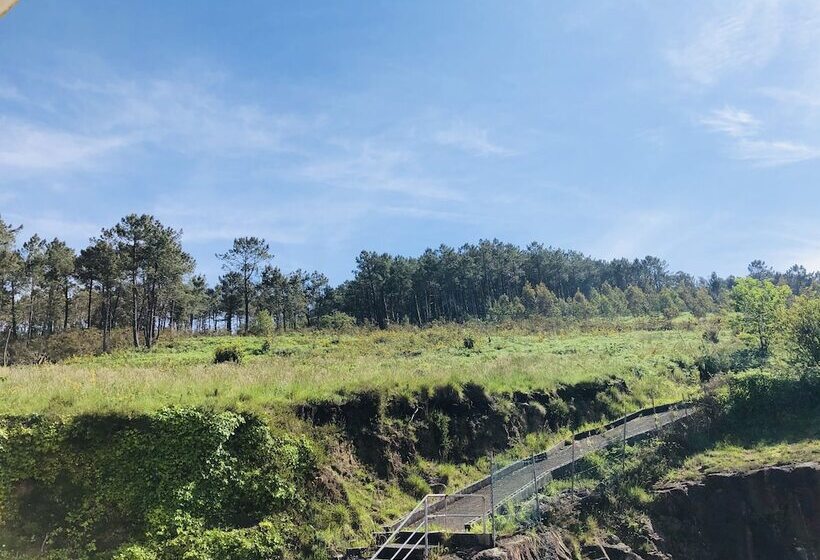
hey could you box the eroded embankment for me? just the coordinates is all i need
[458,463,820,560]
[651,462,820,560]
[0,377,636,559]
[297,378,630,476]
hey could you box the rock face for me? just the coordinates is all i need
[466,531,574,560]
[651,462,820,560]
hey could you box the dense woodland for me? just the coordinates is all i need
[1,213,819,356]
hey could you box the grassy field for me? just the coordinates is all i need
[0,321,708,415]
[664,439,820,483]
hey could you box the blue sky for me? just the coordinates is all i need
[2,1,820,283]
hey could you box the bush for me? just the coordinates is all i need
[787,295,820,367]
[715,369,820,436]
[214,346,243,364]
[463,336,475,350]
[694,347,764,381]
[318,312,357,331]
[0,410,316,559]
[250,310,275,338]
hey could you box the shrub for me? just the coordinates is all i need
[702,324,720,344]
[694,347,764,381]
[463,336,475,350]
[318,312,357,331]
[214,346,242,364]
[250,310,275,338]
[787,295,820,367]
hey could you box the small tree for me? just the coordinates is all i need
[217,237,271,334]
[730,277,791,355]
[786,295,820,367]
[251,309,275,338]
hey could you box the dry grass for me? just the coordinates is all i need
[0,322,706,415]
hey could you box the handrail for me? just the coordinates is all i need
[463,401,695,528]
[372,401,696,556]
[370,499,426,560]
[370,493,489,560]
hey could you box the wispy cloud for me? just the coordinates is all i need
[0,118,129,173]
[54,76,310,156]
[700,106,820,166]
[0,81,24,102]
[758,86,820,108]
[433,122,511,156]
[666,1,784,86]
[295,140,462,200]
[734,139,820,166]
[700,107,759,138]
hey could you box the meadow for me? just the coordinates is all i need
[0,319,708,415]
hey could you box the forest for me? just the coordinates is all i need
[1,212,818,362]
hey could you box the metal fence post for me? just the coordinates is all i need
[424,496,430,559]
[490,451,496,547]
[621,406,627,477]
[531,453,540,525]
[482,496,488,537]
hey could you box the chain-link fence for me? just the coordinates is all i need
[485,402,695,536]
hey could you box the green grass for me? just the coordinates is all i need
[0,322,707,415]
[665,440,820,483]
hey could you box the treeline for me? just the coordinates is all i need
[334,244,819,327]
[2,213,819,353]
[0,215,330,355]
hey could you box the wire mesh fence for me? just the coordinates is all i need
[485,402,696,536]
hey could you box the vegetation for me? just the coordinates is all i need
[2,212,820,559]
[5,212,820,367]
[0,322,704,416]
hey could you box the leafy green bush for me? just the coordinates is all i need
[214,346,242,364]
[318,312,357,331]
[0,410,316,559]
[714,369,820,436]
[250,310,275,338]
[694,347,764,381]
[786,295,820,367]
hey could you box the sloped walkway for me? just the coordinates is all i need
[396,403,693,533]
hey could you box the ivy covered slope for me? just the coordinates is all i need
[0,321,715,560]
[0,410,321,560]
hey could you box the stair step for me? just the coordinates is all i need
[372,544,426,560]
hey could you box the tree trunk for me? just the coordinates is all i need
[63,282,70,331]
[46,286,54,335]
[86,280,93,328]
[27,278,35,341]
[243,276,250,334]
[10,280,17,340]
[131,269,139,348]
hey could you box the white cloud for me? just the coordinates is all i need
[666,1,785,86]
[0,82,24,102]
[434,122,511,156]
[758,86,820,108]
[734,138,820,166]
[598,210,674,259]
[700,107,759,138]
[295,140,462,200]
[55,77,309,157]
[700,106,820,166]
[0,118,129,173]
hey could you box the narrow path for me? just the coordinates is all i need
[400,405,693,533]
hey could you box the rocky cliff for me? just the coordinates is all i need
[651,462,820,560]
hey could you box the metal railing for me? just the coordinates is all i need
[369,494,488,560]
[372,400,696,557]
